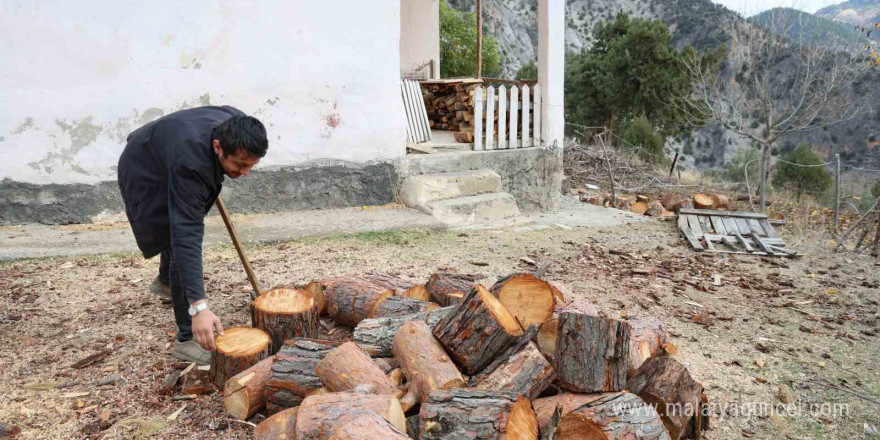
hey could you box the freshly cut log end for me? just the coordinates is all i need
[660,194,685,211]
[432,285,524,375]
[224,356,275,420]
[425,273,473,307]
[555,392,669,440]
[265,338,340,413]
[254,288,319,354]
[692,194,715,210]
[211,327,271,389]
[296,392,406,440]
[304,281,326,315]
[626,356,702,440]
[401,285,430,302]
[490,273,557,330]
[548,281,569,303]
[710,194,730,210]
[471,341,554,399]
[646,201,665,217]
[329,413,410,440]
[323,278,395,327]
[419,389,538,440]
[555,313,631,393]
[626,316,668,376]
[315,341,398,396]
[630,201,649,215]
[371,296,441,318]
[537,299,600,360]
[254,406,298,440]
[392,320,465,403]
[533,393,615,432]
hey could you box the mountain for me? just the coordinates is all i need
[749,7,873,51]
[815,0,880,26]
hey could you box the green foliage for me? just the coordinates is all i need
[515,60,537,80]
[722,147,761,183]
[621,116,666,164]
[772,144,832,201]
[439,0,501,78]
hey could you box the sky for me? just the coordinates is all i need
[710,0,845,16]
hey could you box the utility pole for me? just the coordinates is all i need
[476,0,482,78]
[834,153,841,235]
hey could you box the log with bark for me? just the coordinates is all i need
[630,202,649,215]
[254,406,298,440]
[709,194,730,210]
[645,201,665,217]
[392,320,465,403]
[265,339,340,414]
[322,278,396,327]
[224,356,275,420]
[470,341,554,400]
[315,341,399,396]
[372,297,441,318]
[253,288,319,354]
[432,285,524,375]
[358,273,416,294]
[353,312,429,357]
[401,285,430,302]
[692,194,714,210]
[555,313,631,393]
[533,393,614,432]
[554,392,669,440]
[425,273,473,307]
[626,356,703,440]
[211,327,271,389]
[626,316,668,376]
[329,413,411,440]
[407,414,421,440]
[419,389,538,440]
[536,299,600,360]
[490,273,557,330]
[304,281,327,315]
[295,392,406,440]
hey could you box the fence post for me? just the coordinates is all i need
[834,153,841,235]
[474,86,483,151]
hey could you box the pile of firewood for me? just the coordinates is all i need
[210,271,710,440]
[584,193,732,217]
[421,80,479,133]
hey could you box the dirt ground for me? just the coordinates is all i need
[1,218,878,439]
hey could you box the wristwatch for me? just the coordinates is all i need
[188,302,209,316]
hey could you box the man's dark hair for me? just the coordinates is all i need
[213,116,268,158]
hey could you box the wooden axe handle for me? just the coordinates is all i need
[215,197,261,301]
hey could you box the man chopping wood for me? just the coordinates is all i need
[118,106,268,365]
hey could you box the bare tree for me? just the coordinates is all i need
[678,10,874,212]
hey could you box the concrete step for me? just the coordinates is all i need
[401,169,502,207]
[422,192,520,225]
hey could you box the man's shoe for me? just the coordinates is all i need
[172,340,212,366]
[149,276,172,303]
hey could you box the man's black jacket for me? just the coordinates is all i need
[118,106,244,303]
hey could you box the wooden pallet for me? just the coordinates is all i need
[677,208,798,257]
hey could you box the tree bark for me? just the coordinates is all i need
[322,277,395,326]
[470,341,555,399]
[253,288,319,354]
[626,356,703,440]
[358,272,416,294]
[425,273,474,307]
[372,297,441,318]
[329,413,410,440]
[265,339,340,414]
[353,312,429,357]
[210,327,271,389]
[419,390,538,440]
[537,299,600,360]
[295,392,406,440]
[224,356,274,420]
[407,414,421,440]
[626,315,668,376]
[555,313,631,393]
[490,273,557,331]
[254,406,298,440]
[432,285,524,375]
[392,320,465,403]
[555,392,669,440]
[533,393,614,432]
[315,341,399,396]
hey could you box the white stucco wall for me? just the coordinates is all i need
[0,1,407,185]
[400,0,440,79]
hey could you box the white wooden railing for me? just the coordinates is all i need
[473,84,542,151]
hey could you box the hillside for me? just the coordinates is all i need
[815,0,880,26]
[749,7,874,51]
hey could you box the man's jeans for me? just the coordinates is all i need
[158,250,193,342]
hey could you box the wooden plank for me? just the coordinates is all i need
[722,217,740,235]
[678,215,703,251]
[406,144,437,154]
[533,84,542,146]
[721,236,741,250]
[709,216,727,235]
[705,234,784,245]
[747,219,765,237]
[736,218,752,236]
[687,215,704,236]
[752,236,776,255]
[697,215,712,234]
[703,234,715,251]
[485,86,495,150]
[521,84,530,147]
[509,85,518,149]
[678,208,768,220]
[497,85,507,149]
[473,86,483,151]
[767,245,796,255]
[759,219,780,239]
[734,233,754,252]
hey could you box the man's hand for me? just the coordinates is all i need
[191,302,224,351]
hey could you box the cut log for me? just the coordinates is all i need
[537,299,600,360]
[490,273,557,330]
[407,414,421,440]
[660,194,684,211]
[425,306,455,328]
[372,297,441,318]
[358,273,416,294]
[630,202,649,215]
[645,201,665,217]
[373,357,399,374]
[626,316,668,376]
[401,285,430,302]
[353,312,429,357]
[253,288,319,354]
[392,321,465,403]
[224,356,274,420]
[329,413,410,440]
[432,285,524,375]
[425,273,473,307]
[211,327,271,389]
[254,406,298,440]
[304,281,327,315]
[626,356,703,440]
[547,281,568,303]
[709,194,730,210]
[533,393,613,432]
[683,393,710,440]
[555,313,631,393]
[692,194,714,210]
[470,341,555,399]
[315,341,399,396]
[295,392,406,440]
[419,389,538,440]
[322,278,395,327]
[635,195,650,203]
[265,339,340,413]
[554,392,669,440]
